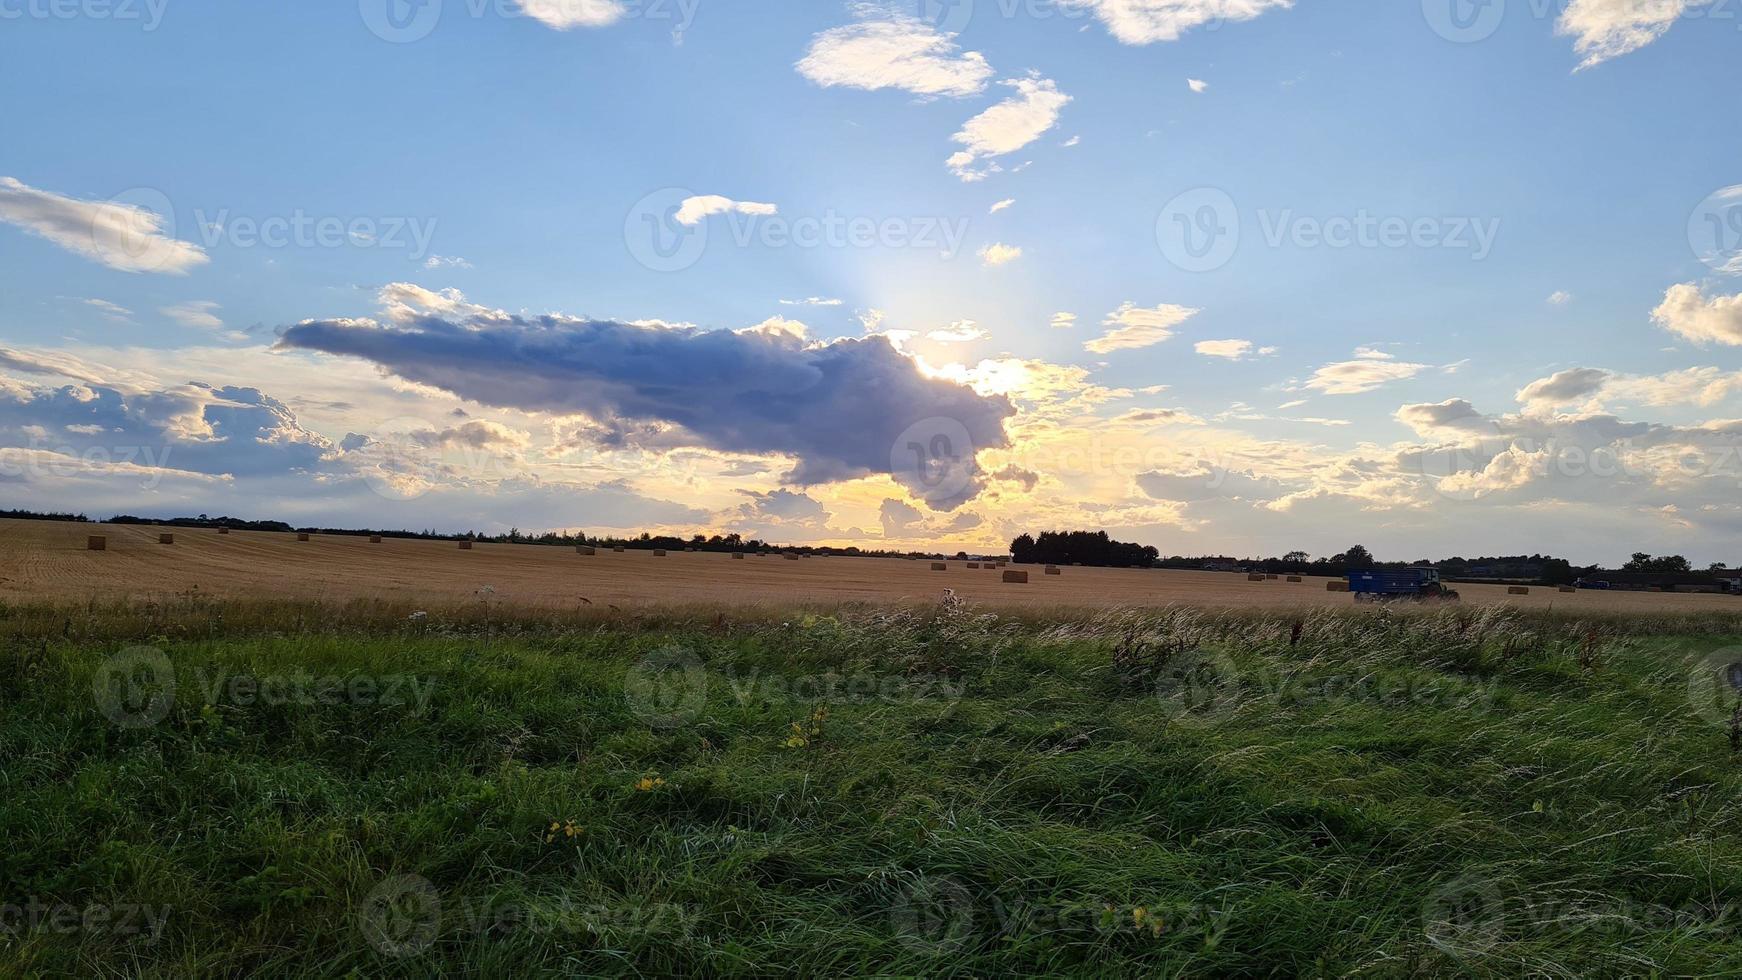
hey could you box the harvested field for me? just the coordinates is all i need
[1,519,1735,613]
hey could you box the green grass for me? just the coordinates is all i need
[6,596,1742,975]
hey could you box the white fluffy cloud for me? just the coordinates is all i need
[978,242,1022,267]
[1304,348,1429,395]
[1187,77,1209,93]
[0,177,208,275]
[989,198,1015,214]
[1083,302,1200,354]
[514,0,627,29]
[674,195,778,226]
[797,6,993,98]
[946,76,1071,181]
[1050,312,1077,329]
[1652,282,1742,346]
[1556,0,1702,70]
[1064,0,1293,44]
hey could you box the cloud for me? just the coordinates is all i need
[1064,0,1294,44]
[1061,135,1080,147]
[83,298,134,323]
[0,379,332,479]
[946,76,1071,181]
[275,286,1015,508]
[1195,339,1273,360]
[1516,367,1612,409]
[674,195,778,226]
[928,320,989,343]
[0,177,208,275]
[989,198,1015,214]
[1516,365,1742,411]
[990,463,1039,492]
[514,0,627,29]
[1303,348,1430,395]
[423,254,473,270]
[1139,464,1285,503]
[1083,302,1200,354]
[879,496,924,536]
[978,242,1022,267]
[1556,0,1698,70]
[160,301,224,331]
[1548,290,1573,306]
[1187,77,1209,93]
[796,5,993,98]
[1652,282,1742,346]
[781,296,844,307]
[1050,312,1077,329]
[737,488,831,526]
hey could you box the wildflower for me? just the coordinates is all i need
[544,819,583,843]
[634,776,666,792]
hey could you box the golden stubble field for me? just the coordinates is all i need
[1,518,1735,613]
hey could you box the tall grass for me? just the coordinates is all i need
[4,597,1742,975]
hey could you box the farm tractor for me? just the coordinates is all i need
[1348,568,1460,603]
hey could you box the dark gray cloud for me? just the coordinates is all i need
[276,308,1014,508]
[0,380,331,478]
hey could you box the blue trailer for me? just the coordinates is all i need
[1347,568,1459,603]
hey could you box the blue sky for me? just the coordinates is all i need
[3,0,1741,564]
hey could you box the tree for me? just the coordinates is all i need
[1343,544,1375,569]
[1283,550,1309,564]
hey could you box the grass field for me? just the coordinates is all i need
[7,595,1742,974]
[4,518,1737,614]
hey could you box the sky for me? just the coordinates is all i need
[2,0,1741,565]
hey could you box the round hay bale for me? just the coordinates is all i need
[459,541,473,550]
[652,549,667,557]
[732,552,745,560]
[966,562,980,569]
[158,533,174,545]
[87,536,107,551]
[297,532,311,542]
[577,546,596,555]
[931,562,947,571]
[370,535,383,544]
[218,528,230,535]
[613,546,626,553]
[784,552,801,561]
